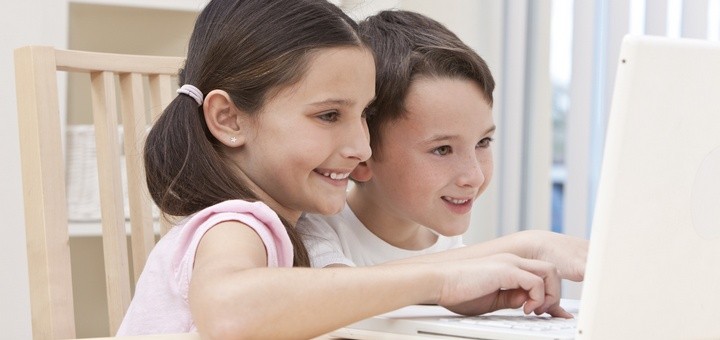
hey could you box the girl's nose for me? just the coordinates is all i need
[340,119,372,161]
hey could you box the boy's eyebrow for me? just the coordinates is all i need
[425,125,497,143]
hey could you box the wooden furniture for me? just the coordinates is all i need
[80,331,421,340]
[14,46,184,339]
[78,331,405,340]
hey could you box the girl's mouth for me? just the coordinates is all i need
[314,169,350,180]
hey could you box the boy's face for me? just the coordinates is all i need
[356,77,494,237]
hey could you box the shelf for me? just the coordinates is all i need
[69,0,209,12]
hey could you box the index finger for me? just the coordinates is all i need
[543,303,573,319]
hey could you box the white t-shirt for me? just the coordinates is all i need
[297,203,464,267]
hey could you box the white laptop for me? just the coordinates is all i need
[330,35,720,340]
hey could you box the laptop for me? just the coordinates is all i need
[330,35,720,339]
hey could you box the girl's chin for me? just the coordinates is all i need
[310,201,345,216]
[321,206,344,216]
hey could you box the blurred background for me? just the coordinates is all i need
[2,0,719,337]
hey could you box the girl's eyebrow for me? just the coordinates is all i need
[308,96,375,108]
[307,98,353,107]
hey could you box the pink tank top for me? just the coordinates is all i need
[117,200,293,335]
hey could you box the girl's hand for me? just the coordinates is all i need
[432,253,572,318]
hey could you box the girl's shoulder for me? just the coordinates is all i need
[173,199,293,267]
[187,199,282,227]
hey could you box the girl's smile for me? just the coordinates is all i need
[314,169,353,185]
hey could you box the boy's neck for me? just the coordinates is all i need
[347,187,438,250]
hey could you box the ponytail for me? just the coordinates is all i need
[144,0,364,267]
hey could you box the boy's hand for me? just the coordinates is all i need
[525,230,588,282]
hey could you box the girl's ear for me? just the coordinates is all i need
[350,161,373,182]
[203,89,248,147]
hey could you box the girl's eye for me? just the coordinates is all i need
[432,145,452,156]
[477,137,494,148]
[318,111,339,122]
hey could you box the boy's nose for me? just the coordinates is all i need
[456,154,486,188]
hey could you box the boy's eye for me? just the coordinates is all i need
[477,137,494,148]
[432,145,452,156]
[318,111,339,122]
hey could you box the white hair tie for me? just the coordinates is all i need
[177,84,204,107]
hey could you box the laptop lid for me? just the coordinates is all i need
[576,35,720,339]
[331,35,720,340]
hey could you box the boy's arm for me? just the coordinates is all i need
[387,230,588,282]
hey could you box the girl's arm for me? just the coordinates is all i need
[389,230,588,282]
[189,222,567,340]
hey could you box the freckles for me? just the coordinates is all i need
[478,151,494,166]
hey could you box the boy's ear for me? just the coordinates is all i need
[350,161,373,182]
[203,89,247,147]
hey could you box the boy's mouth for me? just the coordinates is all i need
[441,196,474,214]
[441,196,471,205]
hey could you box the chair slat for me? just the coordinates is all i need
[148,74,176,236]
[15,45,77,340]
[90,70,132,335]
[119,72,156,282]
[55,49,182,75]
[16,46,183,339]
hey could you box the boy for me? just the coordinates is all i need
[297,10,586,282]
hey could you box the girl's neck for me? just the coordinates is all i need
[233,168,302,225]
[262,199,302,226]
[347,188,438,250]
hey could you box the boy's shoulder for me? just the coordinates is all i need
[297,203,360,234]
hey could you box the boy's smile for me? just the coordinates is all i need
[441,196,474,214]
[350,76,494,249]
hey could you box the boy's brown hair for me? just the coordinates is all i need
[358,10,495,159]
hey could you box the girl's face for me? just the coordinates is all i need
[353,77,494,240]
[235,46,375,223]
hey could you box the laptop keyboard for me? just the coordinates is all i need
[438,315,577,332]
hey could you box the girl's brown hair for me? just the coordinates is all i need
[144,0,364,267]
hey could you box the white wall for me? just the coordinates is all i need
[1,1,68,338]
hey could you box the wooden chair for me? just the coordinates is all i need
[14,46,184,339]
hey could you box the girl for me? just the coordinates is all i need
[118,1,569,338]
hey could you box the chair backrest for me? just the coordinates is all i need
[14,46,185,339]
